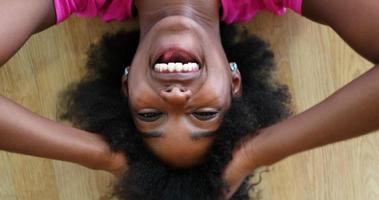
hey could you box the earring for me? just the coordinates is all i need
[124,66,130,76]
[230,62,238,72]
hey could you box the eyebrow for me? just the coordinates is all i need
[142,131,216,139]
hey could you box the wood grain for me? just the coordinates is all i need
[0,12,378,200]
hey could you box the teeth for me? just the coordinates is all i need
[187,63,193,71]
[154,62,200,73]
[183,63,189,71]
[162,64,168,71]
[175,63,183,72]
[168,63,175,72]
[192,63,199,71]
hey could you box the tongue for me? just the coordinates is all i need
[159,50,196,63]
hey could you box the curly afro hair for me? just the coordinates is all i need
[59,23,291,200]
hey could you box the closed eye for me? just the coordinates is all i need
[192,111,218,121]
[137,111,163,122]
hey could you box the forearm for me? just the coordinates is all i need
[248,65,379,168]
[0,0,56,66]
[0,95,111,170]
[303,0,379,63]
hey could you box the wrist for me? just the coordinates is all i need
[239,134,260,171]
[77,133,127,176]
[75,133,111,171]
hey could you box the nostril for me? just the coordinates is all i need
[164,85,187,93]
[160,87,193,103]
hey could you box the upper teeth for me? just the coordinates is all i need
[154,62,200,73]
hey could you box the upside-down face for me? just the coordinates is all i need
[123,15,241,167]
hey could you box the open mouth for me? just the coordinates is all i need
[152,49,202,73]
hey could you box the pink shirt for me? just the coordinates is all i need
[221,0,303,24]
[54,0,303,24]
[54,0,134,23]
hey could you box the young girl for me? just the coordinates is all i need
[1,0,378,199]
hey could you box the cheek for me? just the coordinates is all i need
[197,82,231,105]
[127,62,157,107]
[208,70,232,102]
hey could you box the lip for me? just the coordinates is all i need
[151,68,202,82]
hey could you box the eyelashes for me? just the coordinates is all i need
[137,112,163,122]
[137,111,219,122]
[192,111,218,121]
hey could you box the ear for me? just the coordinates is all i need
[121,74,129,97]
[231,69,242,98]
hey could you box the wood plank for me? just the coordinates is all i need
[0,12,378,200]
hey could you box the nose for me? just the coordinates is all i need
[160,86,192,105]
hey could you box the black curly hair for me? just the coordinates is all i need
[59,23,291,200]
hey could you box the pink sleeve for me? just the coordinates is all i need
[221,0,303,24]
[54,0,134,24]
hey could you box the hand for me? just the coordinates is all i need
[223,135,258,199]
[104,150,128,177]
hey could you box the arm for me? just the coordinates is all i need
[0,0,56,66]
[246,65,379,167]
[302,0,379,63]
[224,0,379,197]
[1,1,128,175]
[0,95,127,176]
[225,65,379,198]
[251,0,379,168]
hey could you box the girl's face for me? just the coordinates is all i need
[123,16,241,167]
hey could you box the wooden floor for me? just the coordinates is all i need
[1,11,378,200]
